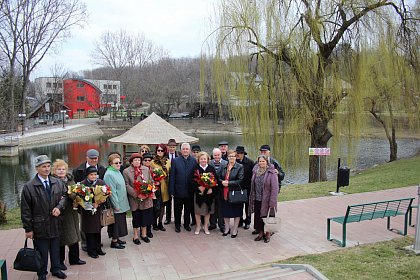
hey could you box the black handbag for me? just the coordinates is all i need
[228,189,248,204]
[13,238,44,272]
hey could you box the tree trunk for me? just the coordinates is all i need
[389,125,397,162]
[308,119,333,183]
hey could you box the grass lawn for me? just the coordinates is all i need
[280,154,420,202]
[278,237,420,280]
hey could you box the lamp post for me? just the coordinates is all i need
[60,110,66,129]
[18,113,26,136]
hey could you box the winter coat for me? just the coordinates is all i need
[123,165,153,211]
[169,155,197,198]
[218,162,244,191]
[52,173,81,246]
[80,178,105,233]
[72,162,106,183]
[151,157,171,202]
[236,156,254,190]
[21,175,67,239]
[248,164,279,217]
[104,167,130,214]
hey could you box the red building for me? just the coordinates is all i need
[63,79,101,118]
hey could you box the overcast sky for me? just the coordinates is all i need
[34,0,218,78]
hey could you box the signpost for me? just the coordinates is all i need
[405,184,420,255]
[309,147,330,182]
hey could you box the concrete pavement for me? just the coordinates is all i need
[0,186,417,280]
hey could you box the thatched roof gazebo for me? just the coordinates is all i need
[108,112,198,161]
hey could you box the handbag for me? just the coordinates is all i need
[262,207,278,224]
[13,238,44,272]
[100,202,115,226]
[228,189,248,204]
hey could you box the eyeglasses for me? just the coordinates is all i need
[143,159,151,162]
[113,162,122,165]
[228,155,236,158]
[141,150,148,153]
[157,149,164,152]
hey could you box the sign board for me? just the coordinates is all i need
[309,147,331,156]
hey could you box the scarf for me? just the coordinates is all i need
[256,166,268,177]
[133,166,143,181]
[223,164,234,200]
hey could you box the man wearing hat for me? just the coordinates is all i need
[259,144,285,188]
[218,140,229,161]
[235,146,254,229]
[165,139,179,225]
[21,155,68,280]
[191,145,201,158]
[73,149,106,183]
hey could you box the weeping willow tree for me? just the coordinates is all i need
[203,0,419,182]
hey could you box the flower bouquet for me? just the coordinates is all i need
[68,183,95,212]
[193,170,217,195]
[133,180,157,201]
[93,185,112,204]
[151,167,166,182]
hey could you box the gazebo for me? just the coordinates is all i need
[108,112,199,161]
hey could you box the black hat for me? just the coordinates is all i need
[235,146,247,155]
[218,140,228,146]
[167,139,177,146]
[142,153,153,160]
[86,166,98,175]
[191,145,201,152]
[259,144,271,151]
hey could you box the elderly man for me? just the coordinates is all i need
[218,140,229,161]
[165,139,179,225]
[169,143,197,232]
[235,146,254,229]
[21,155,68,280]
[73,149,106,183]
[209,148,228,232]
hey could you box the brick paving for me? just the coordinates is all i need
[1,186,417,280]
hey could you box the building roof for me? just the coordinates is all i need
[108,112,199,145]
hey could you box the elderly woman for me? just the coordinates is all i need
[141,153,155,238]
[249,155,279,243]
[191,151,218,235]
[219,150,244,238]
[151,144,171,231]
[80,166,107,258]
[51,159,85,269]
[123,153,154,244]
[104,153,130,249]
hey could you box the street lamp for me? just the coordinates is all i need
[60,110,66,129]
[18,113,26,136]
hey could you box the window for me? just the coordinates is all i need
[77,96,85,101]
[77,108,85,112]
[58,83,62,88]
[103,85,107,89]
[46,82,51,88]
[53,83,57,88]
[113,85,117,89]
[77,83,84,88]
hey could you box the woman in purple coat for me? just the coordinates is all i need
[248,155,279,243]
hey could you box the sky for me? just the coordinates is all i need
[34,0,218,78]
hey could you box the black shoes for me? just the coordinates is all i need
[208,225,217,230]
[153,224,159,231]
[184,226,191,232]
[69,259,86,265]
[175,227,181,233]
[58,263,67,270]
[255,235,264,241]
[219,227,226,233]
[141,236,150,243]
[243,224,250,230]
[158,223,166,231]
[88,253,99,258]
[111,242,125,249]
[231,231,238,238]
[52,270,67,279]
[147,231,153,238]
[97,250,106,256]
[117,239,126,245]
[252,230,259,235]
[133,238,141,245]
[222,230,231,236]
[38,276,47,280]
[164,220,171,225]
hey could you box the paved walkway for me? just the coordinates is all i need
[1,186,418,280]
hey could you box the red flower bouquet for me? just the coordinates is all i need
[134,180,156,201]
[68,183,94,211]
[193,170,217,195]
[151,167,166,182]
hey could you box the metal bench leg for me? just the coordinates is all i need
[342,223,346,247]
[327,219,331,241]
[403,213,408,235]
[387,216,391,231]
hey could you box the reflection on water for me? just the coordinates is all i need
[1,134,419,208]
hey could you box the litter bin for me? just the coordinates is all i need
[338,166,350,186]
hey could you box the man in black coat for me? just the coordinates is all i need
[165,139,179,225]
[21,155,68,280]
[72,149,106,183]
[235,146,254,229]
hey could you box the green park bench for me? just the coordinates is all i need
[0,259,7,280]
[327,197,414,247]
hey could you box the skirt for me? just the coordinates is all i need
[221,199,243,218]
[107,212,128,239]
[132,208,154,228]
[194,193,215,216]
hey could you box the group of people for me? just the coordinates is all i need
[20,139,285,280]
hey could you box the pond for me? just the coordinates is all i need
[1,133,419,208]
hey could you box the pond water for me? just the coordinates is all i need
[1,133,419,208]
